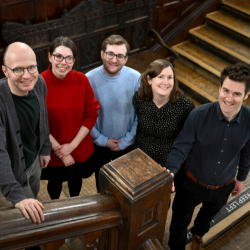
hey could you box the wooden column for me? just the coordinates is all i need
[99,148,172,250]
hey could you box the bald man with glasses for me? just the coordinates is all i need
[1,42,51,225]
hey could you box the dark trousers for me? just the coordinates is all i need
[94,145,133,192]
[168,177,235,250]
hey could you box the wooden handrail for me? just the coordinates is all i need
[149,28,179,66]
[0,194,123,250]
[0,149,172,250]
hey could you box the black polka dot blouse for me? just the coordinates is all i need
[133,91,195,166]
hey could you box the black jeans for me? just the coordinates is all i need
[168,176,235,250]
[94,145,133,192]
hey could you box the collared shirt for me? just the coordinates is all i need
[165,102,250,185]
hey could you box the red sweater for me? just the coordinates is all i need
[41,66,100,167]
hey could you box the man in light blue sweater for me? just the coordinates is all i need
[86,35,140,191]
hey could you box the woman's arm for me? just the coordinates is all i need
[54,125,90,157]
[50,134,75,166]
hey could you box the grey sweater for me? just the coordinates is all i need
[0,75,52,206]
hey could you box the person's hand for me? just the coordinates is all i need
[106,139,121,150]
[61,154,75,167]
[166,169,175,192]
[15,199,44,223]
[40,155,51,169]
[54,143,75,158]
[110,144,121,151]
[231,180,243,196]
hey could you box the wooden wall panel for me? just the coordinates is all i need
[1,1,35,24]
[153,0,203,38]
[0,0,222,79]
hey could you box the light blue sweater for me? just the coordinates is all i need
[86,65,140,150]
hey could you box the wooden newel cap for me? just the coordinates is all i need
[100,148,172,200]
[99,149,172,249]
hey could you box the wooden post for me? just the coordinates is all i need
[99,149,172,250]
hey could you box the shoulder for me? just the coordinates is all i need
[178,95,195,108]
[123,66,140,78]
[133,91,139,102]
[189,102,216,118]
[85,66,101,79]
[0,77,8,93]
[240,105,250,120]
[34,75,47,94]
[72,70,89,83]
[133,91,150,108]
[241,104,250,113]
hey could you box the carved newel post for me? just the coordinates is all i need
[99,148,172,250]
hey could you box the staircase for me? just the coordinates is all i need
[173,0,250,107]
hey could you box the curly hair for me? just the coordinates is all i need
[138,59,183,102]
[221,63,250,94]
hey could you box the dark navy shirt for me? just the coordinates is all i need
[165,102,250,185]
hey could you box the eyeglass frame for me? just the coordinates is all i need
[103,51,127,61]
[3,64,39,76]
[52,54,75,63]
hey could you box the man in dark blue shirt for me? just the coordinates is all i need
[165,63,250,250]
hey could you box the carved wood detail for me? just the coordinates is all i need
[1,0,157,74]
[99,149,172,249]
[0,0,222,78]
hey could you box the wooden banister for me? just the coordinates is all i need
[0,149,172,250]
[0,194,123,250]
[149,28,179,66]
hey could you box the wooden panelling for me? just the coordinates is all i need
[0,0,222,78]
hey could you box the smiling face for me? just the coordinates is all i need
[2,43,38,96]
[101,44,128,77]
[49,45,74,79]
[148,66,174,102]
[219,76,249,121]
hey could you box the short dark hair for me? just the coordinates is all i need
[48,36,77,68]
[102,35,130,56]
[220,63,250,94]
[138,59,183,102]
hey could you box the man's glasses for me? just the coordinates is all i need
[4,65,38,76]
[52,54,75,63]
[104,51,127,61]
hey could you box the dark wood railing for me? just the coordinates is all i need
[0,149,172,250]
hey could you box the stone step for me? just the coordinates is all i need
[189,25,250,65]
[206,10,250,46]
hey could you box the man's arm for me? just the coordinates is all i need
[231,180,244,196]
[232,138,250,196]
[165,109,197,175]
[0,118,44,223]
[116,115,138,151]
[90,126,109,147]
[116,79,140,151]
[38,75,52,156]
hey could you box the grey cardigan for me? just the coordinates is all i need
[0,75,52,206]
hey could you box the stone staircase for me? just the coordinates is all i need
[173,0,250,107]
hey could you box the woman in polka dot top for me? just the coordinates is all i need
[133,59,195,167]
